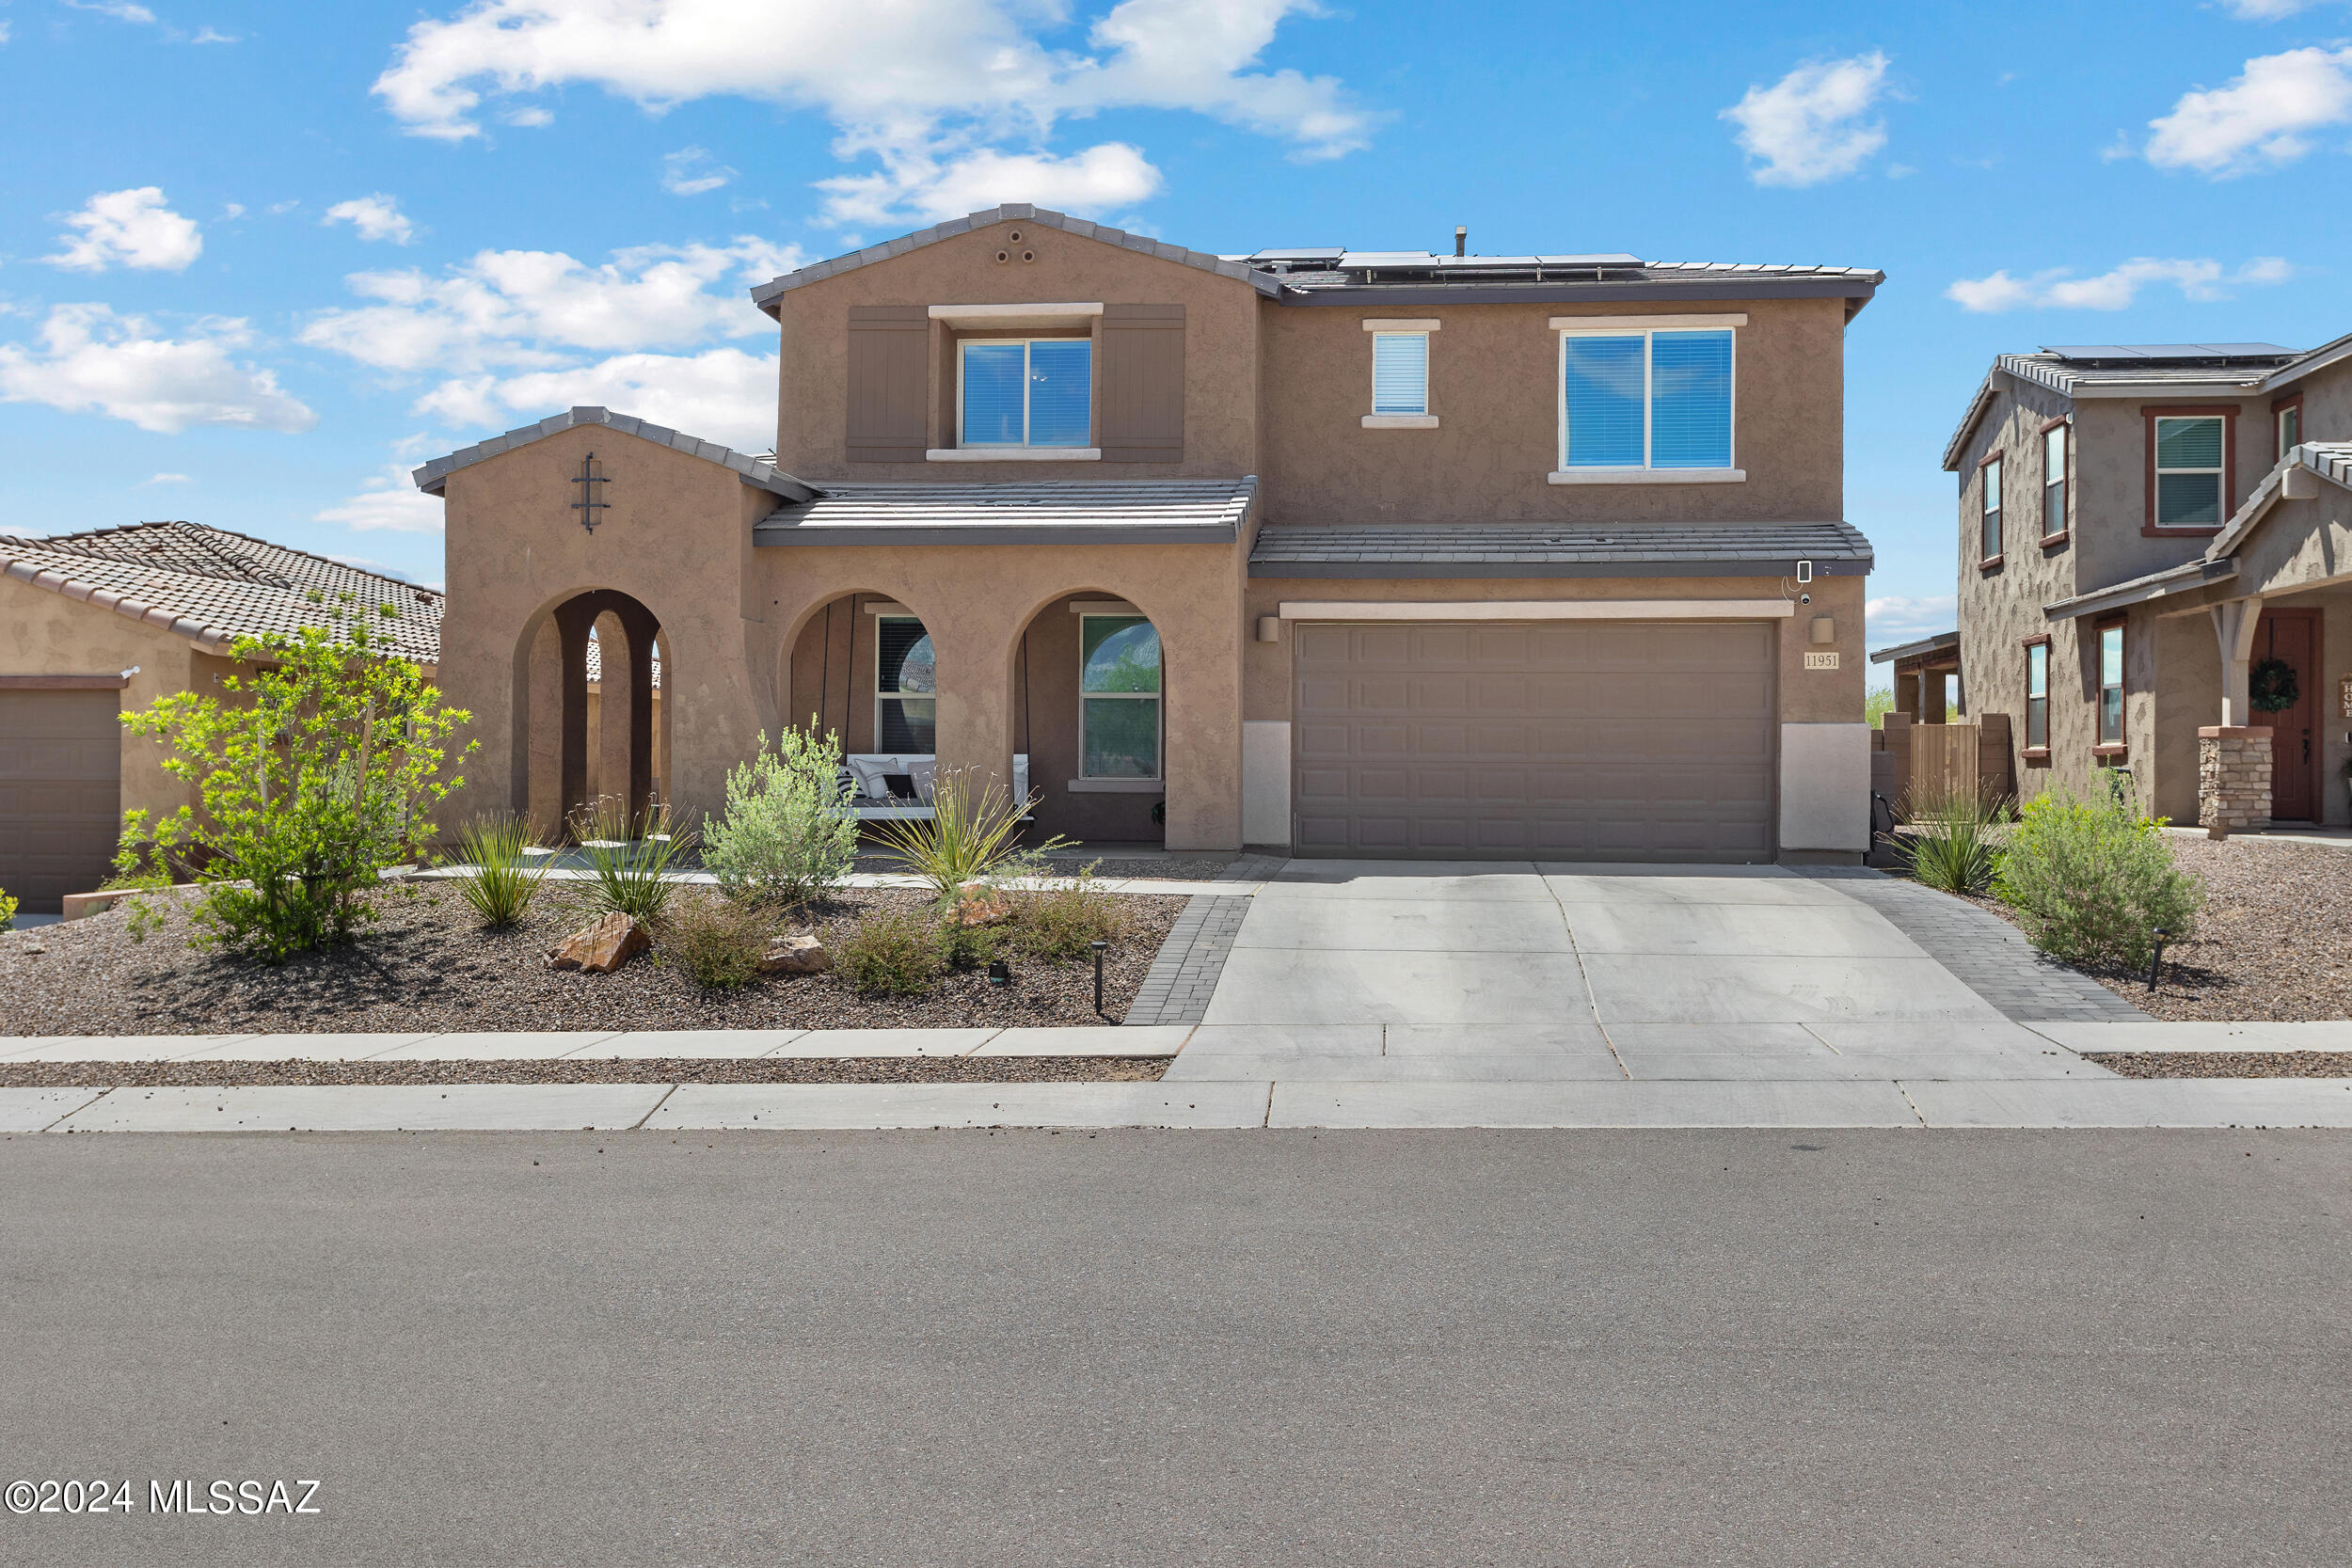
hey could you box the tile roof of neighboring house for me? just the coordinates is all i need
[750,205,1882,315]
[0,522,442,662]
[2042,441,2352,621]
[1248,520,1872,578]
[755,478,1257,547]
[582,636,660,690]
[411,406,817,499]
[1942,333,2352,469]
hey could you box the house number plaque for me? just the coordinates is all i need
[2340,672,2352,720]
[1803,652,1839,670]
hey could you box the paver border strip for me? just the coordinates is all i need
[1124,895,1253,1026]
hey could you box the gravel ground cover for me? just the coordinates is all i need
[1937,837,2352,1022]
[0,1055,1172,1088]
[850,853,1235,881]
[2085,1051,2352,1079]
[0,884,1184,1037]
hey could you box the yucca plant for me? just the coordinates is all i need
[1901,784,2009,895]
[565,796,693,925]
[448,813,550,927]
[866,768,1067,905]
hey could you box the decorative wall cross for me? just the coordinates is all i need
[570,451,611,531]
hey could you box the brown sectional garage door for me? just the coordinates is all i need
[1293,620,1776,861]
[0,689,123,911]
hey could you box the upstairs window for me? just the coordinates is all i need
[2025,641,2049,751]
[1560,329,1733,470]
[2153,415,2225,529]
[959,339,1091,449]
[2042,425,2067,540]
[1079,615,1161,780]
[1371,332,1429,416]
[1980,454,2002,562]
[876,615,936,752]
[2097,624,2125,746]
[2277,401,2301,459]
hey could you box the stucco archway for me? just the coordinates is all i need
[516,587,665,839]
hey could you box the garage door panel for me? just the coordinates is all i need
[1293,619,1776,862]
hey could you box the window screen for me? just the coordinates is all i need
[1650,331,1733,468]
[1371,332,1428,416]
[959,339,1091,448]
[1560,336,1645,467]
[2154,416,2223,529]
[1561,330,1731,469]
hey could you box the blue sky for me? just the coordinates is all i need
[5,0,2350,665]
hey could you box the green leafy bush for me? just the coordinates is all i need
[703,723,859,909]
[658,894,771,990]
[833,906,944,996]
[0,887,17,931]
[111,601,474,961]
[938,916,999,973]
[448,814,550,927]
[1902,786,2007,895]
[1004,866,1131,961]
[1994,786,2201,969]
[567,797,691,925]
[868,768,1067,904]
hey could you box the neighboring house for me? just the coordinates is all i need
[0,523,442,910]
[416,203,1883,862]
[1936,337,2352,829]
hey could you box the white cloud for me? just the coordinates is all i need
[373,0,1365,223]
[136,472,193,485]
[1722,52,1891,186]
[316,465,448,535]
[0,304,316,434]
[2220,0,2314,16]
[413,347,777,451]
[323,193,418,245]
[0,23,12,44]
[45,187,203,273]
[2145,46,2352,175]
[63,0,160,23]
[191,27,237,43]
[816,143,1162,226]
[1866,594,1957,645]
[1946,256,2293,312]
[660,147,735,196]
[298,236,798,373]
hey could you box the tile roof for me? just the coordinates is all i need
[1868,630,1960,665]
[755,478,1257,546]
[411,406,816,499]
[1249,521,1872,578]
[0,522,441,663]
[582,636,660,690]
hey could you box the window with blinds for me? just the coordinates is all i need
[959,338,1092,448]
[1371,332,1428,416]
[1560,329,1733,470]
[2153,416,2224,529]
[876,615,937,753]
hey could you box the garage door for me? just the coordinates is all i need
[0,689,123,911]
[1293,620,1776,860]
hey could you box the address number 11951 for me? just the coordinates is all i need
[1802,652,1839,670]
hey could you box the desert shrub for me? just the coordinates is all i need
[939,916,1000,973]
[833,906,945,996]
[1004,866,1131,961]
[1902,785,2007,895]
[0,887,16,931]
[659,894,771,990]
[567,797,691,925]
[867,768,1068,904]
[1994,786,2201,969]
[448,814,549,927]
[703,723,858,909]
[110,600,474,961]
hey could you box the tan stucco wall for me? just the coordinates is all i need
[0,574,212,829]
[1258,296,1848,524]
[771,218,1262,483]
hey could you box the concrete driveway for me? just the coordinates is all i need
[1175,860,2107,1088]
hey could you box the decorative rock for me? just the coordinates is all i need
[950,886,1011,927]
[758,934,833,975]
[547,911,649,974]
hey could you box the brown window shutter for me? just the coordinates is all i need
[1097,304,1184,464]
[846,305,929,463]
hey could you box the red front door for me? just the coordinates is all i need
[2253,609,2321,822]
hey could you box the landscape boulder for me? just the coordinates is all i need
[758,934,833,975]
[548,911,649,974]
[951,882,1011,927]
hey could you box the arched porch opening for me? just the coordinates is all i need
[516,588,665,840]
[1009,591,1165,846]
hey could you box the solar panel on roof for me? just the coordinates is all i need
[2042,342,2295,361]
[1248,247,1345,261]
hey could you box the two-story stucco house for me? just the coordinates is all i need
[1938,337,2352,830]
[414,204,1883,863]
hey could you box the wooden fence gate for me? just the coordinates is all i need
[1871,713,2014,815]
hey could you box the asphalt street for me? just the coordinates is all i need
[2,1129,2347,1566]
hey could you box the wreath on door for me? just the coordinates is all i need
[2249,656,2299,713]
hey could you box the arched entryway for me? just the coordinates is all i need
[516,588,665,838]
[1009,591,1165,844]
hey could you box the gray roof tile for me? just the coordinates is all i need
[410,405,817,500]
[756,478,1256,546]
[1249,521,1872,578]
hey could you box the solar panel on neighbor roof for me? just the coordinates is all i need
[1248,247,1346,261]
[2042,342,2295,361]
[1332,251,1645,271]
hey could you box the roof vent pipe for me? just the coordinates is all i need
[1454,226,1467,258]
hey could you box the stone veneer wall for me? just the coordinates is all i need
[2198,725,2272,832]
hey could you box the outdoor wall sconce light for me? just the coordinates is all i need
[987,958,1011,987]
[1256,616,1281,643]
[1810,616,1836,645]
[1090,940,1110,1017]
